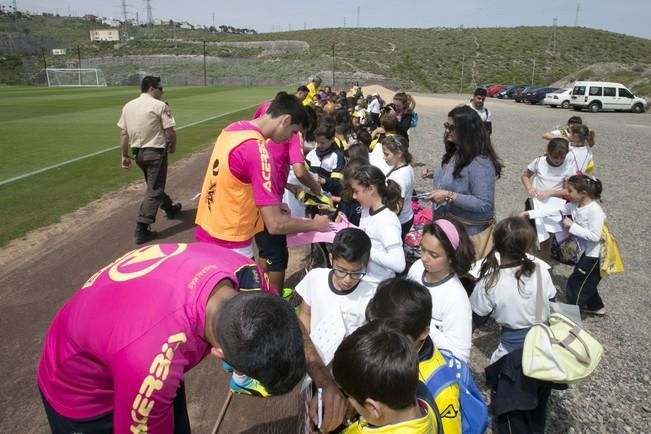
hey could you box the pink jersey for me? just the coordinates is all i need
[252,101,305,199]
[37,243,271,433]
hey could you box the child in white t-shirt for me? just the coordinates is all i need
[521,137,574,259]
[563,175,607,316]
[470,217,557,363]
[341,164,405,284]
[382,135,416,239]
[407,219,476,362]
[296,228,376,364]
[567,124,595,175]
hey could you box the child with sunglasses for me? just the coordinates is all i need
[296,228,376,365]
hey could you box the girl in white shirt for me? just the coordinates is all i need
[562,175,607,315]
[470,216,557,363]
[407,218,476,362]
[382,135,416,238]
[521,137,574,259]
[567,124,595,175]
[344,164,406,284]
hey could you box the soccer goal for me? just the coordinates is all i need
[46,68,107,87]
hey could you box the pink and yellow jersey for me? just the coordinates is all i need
[37,243,272,434]
[252,101,305,200]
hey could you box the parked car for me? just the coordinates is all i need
[478,83,495,90]
[514,86,537,103]
[525,87,560,104]
[570,81,646,113]
[487,84,506,98]
[498,85,527,99]
[543,89,572,108]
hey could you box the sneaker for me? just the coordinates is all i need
[165,202,182,219]
[133,224,153,245]
[583,306,607,316]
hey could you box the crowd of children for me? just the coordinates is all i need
[279,81,611,432]
[192,80,610,433]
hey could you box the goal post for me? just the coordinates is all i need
[46,68,108,87]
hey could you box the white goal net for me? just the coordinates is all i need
[46,68,107,87]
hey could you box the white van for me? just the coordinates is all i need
[570,81,646,113]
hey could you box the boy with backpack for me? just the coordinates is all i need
[366,277,489,434]
[333,320,442,433]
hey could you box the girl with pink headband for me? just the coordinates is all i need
[406,218,475,362]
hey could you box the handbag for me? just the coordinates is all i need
[454,217,495,261]
[551,233,585,265]
[522,265,604,384]
[469,220,495,261]
[600,224,624,278]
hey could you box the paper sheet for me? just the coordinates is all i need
[286,220,356,248]
[528,197,566,242]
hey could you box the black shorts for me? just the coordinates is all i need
[255,227,289,272]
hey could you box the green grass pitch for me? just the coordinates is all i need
[0,85,281,245]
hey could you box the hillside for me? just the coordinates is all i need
[2,14,651,94]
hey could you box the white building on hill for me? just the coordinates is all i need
[90,29,120,41]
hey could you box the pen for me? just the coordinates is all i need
[317,387,323,430]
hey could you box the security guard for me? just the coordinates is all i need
[118,76,182,244]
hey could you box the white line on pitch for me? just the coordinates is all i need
[0,104,258,187]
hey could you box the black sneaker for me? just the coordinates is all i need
[165,202,182,219]
[134,224,153,244]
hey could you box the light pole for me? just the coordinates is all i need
[531,57,536,87]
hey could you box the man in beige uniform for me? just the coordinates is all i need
[119,76,182,244]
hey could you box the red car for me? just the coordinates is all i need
[487,85,505,98]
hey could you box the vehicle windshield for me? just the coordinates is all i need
[573,86,586,95]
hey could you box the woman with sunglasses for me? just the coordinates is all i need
[426,105,503,259]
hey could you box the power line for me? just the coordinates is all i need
[120,0,128,22]
[145,0,153,25]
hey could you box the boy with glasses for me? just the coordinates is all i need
[297,228,375,365]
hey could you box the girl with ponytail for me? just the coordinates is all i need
[344,164,406,284]
[469,216,557,363]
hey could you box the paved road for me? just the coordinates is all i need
[1,93,650,432]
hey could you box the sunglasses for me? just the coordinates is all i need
[443,122,456,131]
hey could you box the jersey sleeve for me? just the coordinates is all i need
[109,330,189,434]
[288,133,306,165]
[229,139,280,206]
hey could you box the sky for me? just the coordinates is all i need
[15,0,651,40]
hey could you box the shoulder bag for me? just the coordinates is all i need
[522,265,604,384]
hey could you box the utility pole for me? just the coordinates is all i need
[331,42,336,88]
[459,54,465,92]
[145,0,153,39]
[212,12,215,28]
[552,17,557,55]
[120,0,128,22]
[531,57,536,86]
[356,6,360,28]
[78,46,82,86]
[575,1,581,27]
[203,40,207,86]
